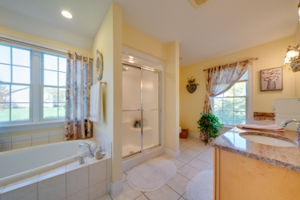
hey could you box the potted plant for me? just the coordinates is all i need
[197,113,223,144]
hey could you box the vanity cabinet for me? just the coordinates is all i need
[214,149,300,200]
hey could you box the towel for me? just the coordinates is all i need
[90,83,104,122]
[237,124,284,132]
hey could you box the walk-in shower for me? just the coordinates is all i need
[122,62,161,158]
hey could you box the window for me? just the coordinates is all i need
[212,71,248,126]
[43,54,66,119]
[0,45,31,123]
[0,43,67,125]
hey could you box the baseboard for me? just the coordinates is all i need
[164,148,180,157]
[110,178,125,198]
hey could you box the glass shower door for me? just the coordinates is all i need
[122,66,142,157]
[142,69,160,150]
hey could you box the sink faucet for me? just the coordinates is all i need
[280,119,300,144]
[79,142,95,158]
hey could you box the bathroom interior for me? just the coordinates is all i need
[0,0,300,200]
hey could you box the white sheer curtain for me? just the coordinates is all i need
[65,53,93,140]
[203,59,254,113]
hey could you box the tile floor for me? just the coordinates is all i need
[112,137,214,200]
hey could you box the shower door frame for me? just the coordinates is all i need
[122,63,162,158]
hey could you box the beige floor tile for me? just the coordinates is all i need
[167,174,189,195]
[172,159,185,169]
[197,148,214,164]
[187,158,212,171]
[97,195,112,200]
[177,164,200,180]
[177,150,197,163]
[135,195,148,200]
[182,192,188,199]
[144,185,180,200]
[113,182,142,200]
[183,149,201,157]
[189,143,210,151]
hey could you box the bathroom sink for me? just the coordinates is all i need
[239,132,297,147]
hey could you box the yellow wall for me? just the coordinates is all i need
[92,3,123,185]
[164,41,180,152]
[0,26,92,56]
[180,35,299,134]
[122,24,166,60]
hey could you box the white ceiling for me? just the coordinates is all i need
[0,0,298,65]
[115,0,299,65]
[0,0,112,50]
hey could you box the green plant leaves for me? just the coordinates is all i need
[197,112,223,143]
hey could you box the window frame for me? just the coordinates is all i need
[211,71,250,127]
[0,43,66,132]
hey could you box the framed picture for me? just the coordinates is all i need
[96,50,103,81]
[260,67,283,91]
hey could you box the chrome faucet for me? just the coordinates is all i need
[280,119,300,144]
[79,142,95,158]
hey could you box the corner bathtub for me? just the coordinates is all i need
[0,140,94,187]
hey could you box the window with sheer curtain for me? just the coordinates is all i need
[212,71,248,126]
[0,43,66,125]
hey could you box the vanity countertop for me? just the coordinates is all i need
[211,127,300,172]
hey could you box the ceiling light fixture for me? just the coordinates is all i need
[61,10,73,19]
[128,55,135,63]
[284,45,300,72]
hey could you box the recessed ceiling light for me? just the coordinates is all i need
[61,10,72,19]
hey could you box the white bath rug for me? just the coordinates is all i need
[186,170,214,200]
[126,157,177,192]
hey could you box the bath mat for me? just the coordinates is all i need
[185,170,214,200]
[126,157,177,192]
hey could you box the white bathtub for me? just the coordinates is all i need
[0,139,95,187]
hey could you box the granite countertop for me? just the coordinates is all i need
[211,127,300,172]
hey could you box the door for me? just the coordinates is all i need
[122,66,142,157]
[141,69,160,150]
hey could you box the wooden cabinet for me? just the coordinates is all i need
[214,148,300,200]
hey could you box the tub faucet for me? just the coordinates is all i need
[280,119,300,144]
[79,142,95,158]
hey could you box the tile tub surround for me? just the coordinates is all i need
[0,131,65,152]
[0,157,111,200]
[212,127,300,172]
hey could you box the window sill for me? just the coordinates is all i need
[0,121,65,134]
[223,125,235,129]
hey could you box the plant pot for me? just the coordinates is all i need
[180,129,189,139]
[200,131,209,144]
